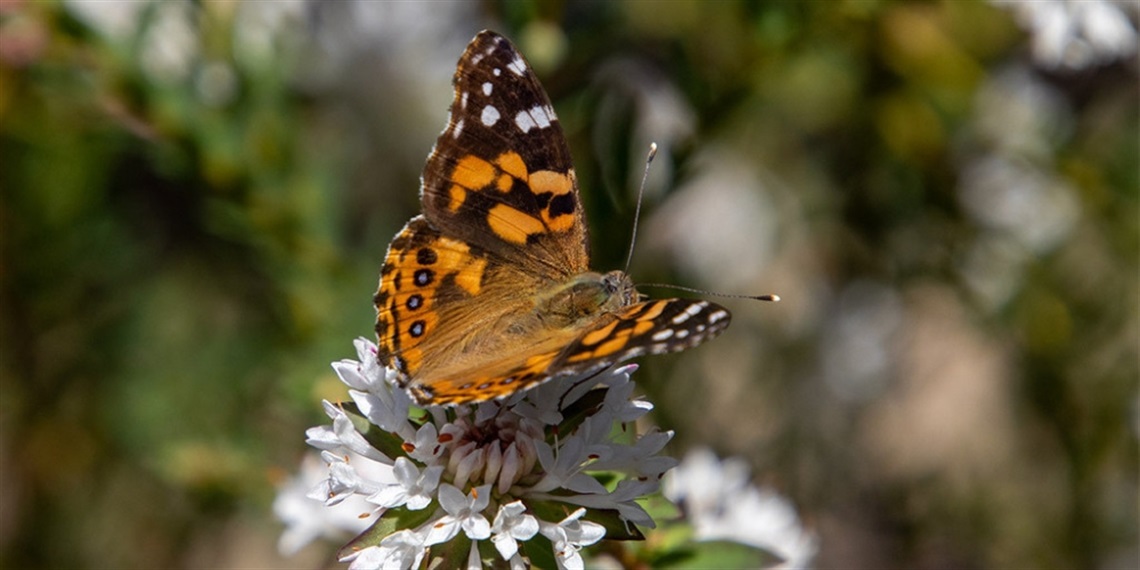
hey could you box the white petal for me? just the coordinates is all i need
[437,484,467,515]
[367,485,408,508]
[404,491,433,511]
[470,484,492,511]
[423,516,461,546]
[492,532,519,561]
[462,514,491,540]
[392,457,419,485]
[332,359,371,391]
[498,443,522,494]
[510,514,539,540]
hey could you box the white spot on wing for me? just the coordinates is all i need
[708,309,729,324]
[493,68,501,77]
[514,110,537,132]
[675,329,690,339]
[507,54,527,76]
[452,118,464,138]
[536,105,555,127]
[651,329,675,342]
[514,105,556,133]
[482,82,492,96]
[672,302,706,324]
[461,91,468,109]
[481,105,501,126]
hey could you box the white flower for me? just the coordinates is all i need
[316,451,386,506]
[325,402,395,463]
[490,501,539,561]
[342,529,426,570]
[424,484,492,545]
[404,422,445,463]
[367,457,443,510]
[531,437,607,495]
[664,447,818,569]
[273,453,375,556]
[538,508,606,570]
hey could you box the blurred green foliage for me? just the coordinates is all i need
[1,0,1136,568]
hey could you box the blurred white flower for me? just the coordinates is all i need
[644,148,778,292]
[958,155,1079,254]
[664,447,818,569]
[821,281,903,404]
[970,66,1072,161]
[994,0,1138,70]
[63,0,148,40]
[233,0,305,68]
[139,1,198,85]
[273,453,382,556]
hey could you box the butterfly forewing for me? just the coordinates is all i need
[421,30,589,275]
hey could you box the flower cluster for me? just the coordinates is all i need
[292,338,676,569]
[664,448,818,569]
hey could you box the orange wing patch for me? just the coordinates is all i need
[487,203,546,245]
[375,217,491,376]
[444,151,579,242]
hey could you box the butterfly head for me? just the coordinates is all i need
[602,270,638,307]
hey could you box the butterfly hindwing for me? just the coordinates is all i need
[410,298,732,406]
[375,215,494,378]
[554,299,732,371]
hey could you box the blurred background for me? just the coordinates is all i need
[1,1,1136,568]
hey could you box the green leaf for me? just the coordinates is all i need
[479,539,514,569]
[649,540,774,569]
[336,506,437,559]
[423,534,472,569]
[522,533,558,570]
[581,507,645,541]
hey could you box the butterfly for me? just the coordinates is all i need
[373,30,731,406]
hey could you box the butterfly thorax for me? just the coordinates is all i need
[532,270,637,330]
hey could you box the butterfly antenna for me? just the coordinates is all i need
[623,144,780,304]
[623,143,657,274]
[638,282,781,302]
